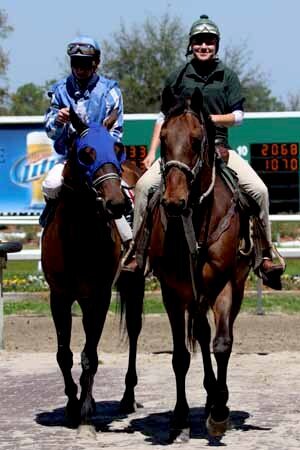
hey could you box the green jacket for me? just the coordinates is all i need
[161,59,245,147]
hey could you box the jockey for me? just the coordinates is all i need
[43,35,132,245]
[122,15,285,289]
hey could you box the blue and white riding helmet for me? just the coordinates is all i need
[67,35,101,63]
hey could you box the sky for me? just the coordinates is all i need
[1,0,300,103]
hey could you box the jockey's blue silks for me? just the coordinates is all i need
[75,123,125,180]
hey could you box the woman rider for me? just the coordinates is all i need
[122,15,284,290]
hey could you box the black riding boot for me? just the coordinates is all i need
[39,198,58,228]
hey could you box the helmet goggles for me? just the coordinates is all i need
[67,43,97,57]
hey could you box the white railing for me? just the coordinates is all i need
[1,213,299,227]
[1,214,299,261]
[4,245,299,261]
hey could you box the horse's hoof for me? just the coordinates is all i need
[119,397,141,414]
[169,427,190,444]
[206,413,230,437]
[65,398,81,428]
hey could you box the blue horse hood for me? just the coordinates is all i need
[75,123,124,179]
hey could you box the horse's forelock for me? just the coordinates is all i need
[165,97,187,121]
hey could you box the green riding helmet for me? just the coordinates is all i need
[187,14,220,54]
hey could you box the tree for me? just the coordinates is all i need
[0,9,13,113]
[222,42,285,111]
[285,92,300,111]
[102,13,187,113]
[9,82,51,115]
[102,15,285,113]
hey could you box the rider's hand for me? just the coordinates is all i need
[56,107,70,125]
[142,152,156,170]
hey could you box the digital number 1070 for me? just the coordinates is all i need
[265,158,298,171]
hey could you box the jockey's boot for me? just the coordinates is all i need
[39,198,58,228]
[259,252,285,290]
[121,239,139,272]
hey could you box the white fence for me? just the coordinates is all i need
[1,214,299,261]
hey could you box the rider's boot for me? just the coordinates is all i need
[259,248,285,290]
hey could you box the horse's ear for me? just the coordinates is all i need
[114,142,125,162]
[69,105,88,136]
[161,86,176,114]
[190,88,203,114]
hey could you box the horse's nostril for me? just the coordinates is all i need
[163,199,186,216]
[106,199,125,218]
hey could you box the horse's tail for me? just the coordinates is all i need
[115,271,145,338]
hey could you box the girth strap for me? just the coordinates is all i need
[207,190,239,246]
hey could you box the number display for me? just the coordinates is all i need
[251,143,299,172]
[250,142,300,213]
[124,145,148,169]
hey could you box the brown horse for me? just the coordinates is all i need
[41,109,144,427]
[146,88,252,441]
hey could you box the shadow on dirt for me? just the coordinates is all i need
[129,408,271,445]
[36,400,127,430]
[36,402,271,445]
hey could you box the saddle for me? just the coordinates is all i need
[135,153,262,274]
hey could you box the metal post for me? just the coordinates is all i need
[256,276,264,315]
[0,255,6,349]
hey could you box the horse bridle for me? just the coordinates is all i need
[160,109,214,202]
[92,171,121,204]
[160,109,207,185]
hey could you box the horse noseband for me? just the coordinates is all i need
[161,157,203,186]
[92,172,121,202]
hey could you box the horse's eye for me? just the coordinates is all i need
[192,137,201,151]
[78,146,96,165]
[160,141,166,158]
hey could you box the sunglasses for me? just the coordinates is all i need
[191,35,217,46]
[67,43,96,57]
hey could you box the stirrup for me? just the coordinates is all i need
[259,258,284,291]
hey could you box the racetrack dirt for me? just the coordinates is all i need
[1,308,300,449]
[4,309,300,354]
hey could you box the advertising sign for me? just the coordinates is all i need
[0,115,156,214]
[1,113,300,215]
[0,122,59,214]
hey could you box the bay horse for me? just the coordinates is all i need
[41,108,144,427]
[146,88,252,440]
